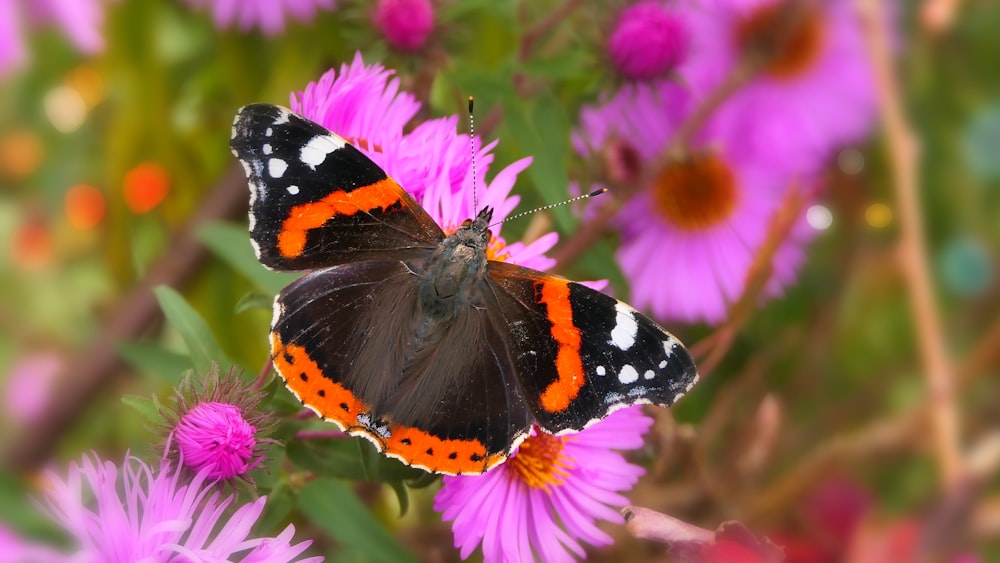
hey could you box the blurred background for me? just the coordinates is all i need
[0,0,998,561]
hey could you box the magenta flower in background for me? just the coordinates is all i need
[373,0,435,52]
[41,453,322,562]
[607,1,690,81]
[184,0,337,36]
[0,0,107,76]
[436,407,652,562]
[4,352,63,423]
[681,0,877,174]
[161,367,274,481]
[575,81,813,324]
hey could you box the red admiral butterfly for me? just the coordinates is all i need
[230,103,699,475]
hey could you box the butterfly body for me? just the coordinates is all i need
[231,103,699,475]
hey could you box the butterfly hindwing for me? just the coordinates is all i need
[272,260,533,474]
[485,261,699,434]
[230,103,444,271]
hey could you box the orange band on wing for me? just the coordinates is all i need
[271,332,507,475]
[271,332,368,428]
[384,425,506,474]
[536,279,585,413]
[277,178,404,258]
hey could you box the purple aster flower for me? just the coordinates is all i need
[607,1,690,81]
[183,0,338,36]
[3,352,63,424]
[574,81,813,324]
[40,453,322,562]
[373,0,435,52]
[435,406,652,562]
[291,55,555,271]
[292,52,421,158]
[681,0,877,174]
[0,0,107,75]
[161,367,274,481]
[0,523,68,562]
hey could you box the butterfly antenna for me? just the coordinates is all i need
[490,188,608,228]
[468,96,478,215]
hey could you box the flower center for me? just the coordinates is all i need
[175,401,257,480]
[652,154,739,231]
[507,430,572,492]
[735,2,825,79]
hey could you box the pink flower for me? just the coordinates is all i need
[574,81,813,324]
[0,0,108,75]
[373,0,435,52]
[183,0,338,36]
[161,367,273,481]
[682,0,877,174]
[291,55,552,270]
[607,1,690,80]
[436,407,652,562]
[292,52,421,158]
[4,352,63,423]
[40,453,321,562]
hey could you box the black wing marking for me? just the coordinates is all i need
[485,260,699,434]
[230,104,444,271]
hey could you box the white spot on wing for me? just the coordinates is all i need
[596,365,606,376]
[300,134,346,169]
[659,360,667,368]
[644,369,655,380]
[268,158,287,178]
[610,302,638,350]
[663,336,679,358]
[273,109,290,125]
[263,143,272,155]
[265,127,273,136]
[618,364,638,384]
[287,185,300,195]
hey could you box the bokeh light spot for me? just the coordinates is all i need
[865,203,892,229]
[806,204,833,231]
[11,220,54,270]
[65,184,106,229]
[0,129,44,179]
[44,86,88,134]
[124,162,170,214]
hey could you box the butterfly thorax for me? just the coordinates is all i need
[417,207,494,320]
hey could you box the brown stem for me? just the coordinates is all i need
[857,0,963,490]
[3,165,249,471]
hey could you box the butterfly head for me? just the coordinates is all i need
[419,206,495,318]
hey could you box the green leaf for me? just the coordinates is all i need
[387,480,410,518]
[153,285,231,374]
[298,478,419,563]
[121,394,166,425]
[256,481,295,534]
[197,222,297,295]
[286,437,369,480]
[234,290,274,314]
[117,341,194,384]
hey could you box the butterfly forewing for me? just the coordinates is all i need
[230,103,444,271]
[485,261,699,434]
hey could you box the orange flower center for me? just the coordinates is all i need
[735,2,825,79]
[507,431,572,492]
[652,154,739,231]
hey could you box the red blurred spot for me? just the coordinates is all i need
[65,184,106,229]
[124,162,170,214]
[11,220,53,270]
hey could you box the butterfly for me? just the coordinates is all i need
[230,103,699,475]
